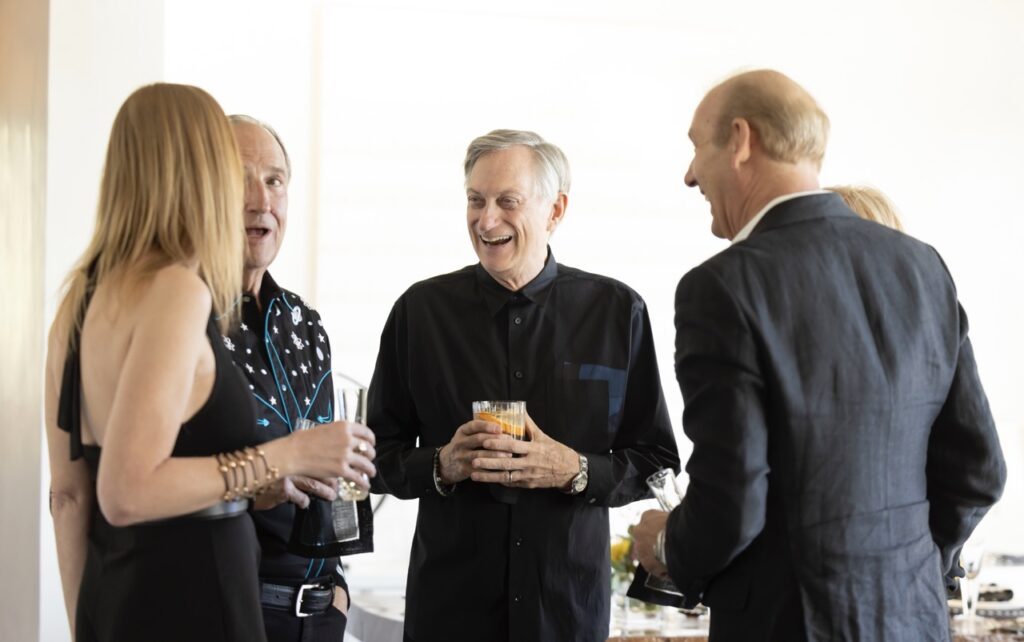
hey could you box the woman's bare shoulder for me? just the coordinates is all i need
[138,264,213,321]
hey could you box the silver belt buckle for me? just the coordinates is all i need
[294,583,317,618]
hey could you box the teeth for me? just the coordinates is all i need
[480,234,512,244]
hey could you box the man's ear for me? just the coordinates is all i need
[729,117,753,169]
[547,192,568,233]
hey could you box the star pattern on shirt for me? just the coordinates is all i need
[227,284,333,438]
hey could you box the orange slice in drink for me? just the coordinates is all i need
[475,411,521,438]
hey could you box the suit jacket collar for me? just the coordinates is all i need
[748,192,854,239]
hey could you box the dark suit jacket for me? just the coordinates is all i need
[665,193,1006,641]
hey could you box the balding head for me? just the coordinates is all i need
[684,70,828,240]
[709,70,829,169]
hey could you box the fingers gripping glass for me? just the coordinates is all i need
[288,377,372,557]
[472,401,526,440]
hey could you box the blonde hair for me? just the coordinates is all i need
[55,83,244,343]
[714,70,830,168]
[828,184,905,232]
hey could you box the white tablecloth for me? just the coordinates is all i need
[344,592,405,642]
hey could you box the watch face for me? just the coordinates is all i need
[572,473,587,493]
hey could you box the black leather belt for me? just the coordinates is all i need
[261,581,335,617]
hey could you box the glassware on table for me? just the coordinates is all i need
[472,400,526,441]
[958,538,986,629]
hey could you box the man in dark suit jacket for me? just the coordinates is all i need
[633,69,1006,641]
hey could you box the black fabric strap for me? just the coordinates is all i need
[57,344,84,460]
[56,262,97,461]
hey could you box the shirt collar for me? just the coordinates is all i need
[475,247,559,316]
[731,189,829,244]
[242,271,283,310]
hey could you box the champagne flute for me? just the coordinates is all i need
[335,384,370,501]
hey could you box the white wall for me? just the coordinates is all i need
[33,0,1024,633]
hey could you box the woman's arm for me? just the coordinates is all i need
[96,266,375,526]
[44,324,93,632]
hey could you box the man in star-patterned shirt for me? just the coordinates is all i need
[227,115,368,641]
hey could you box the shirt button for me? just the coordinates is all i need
[514,370,523,380]
[513,316,522,325]
[513,595,521,603]
[515,538,523,547]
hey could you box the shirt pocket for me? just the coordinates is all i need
[549,362,625,452]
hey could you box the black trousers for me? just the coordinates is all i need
[263,606,347,642]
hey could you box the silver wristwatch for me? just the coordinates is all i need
[567,453,589,495]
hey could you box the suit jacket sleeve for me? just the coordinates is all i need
[664,263,770,602]
[367,298,439,499]
[584,299,680,507]
[926,299,1006,579]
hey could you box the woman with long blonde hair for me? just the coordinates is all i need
[44,83,375,641]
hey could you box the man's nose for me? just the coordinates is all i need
[478,201,502,229]
[684,162,697,188]
[246,177,270,212]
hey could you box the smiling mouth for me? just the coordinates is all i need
[479,234,512,246]
[246,227,270,239]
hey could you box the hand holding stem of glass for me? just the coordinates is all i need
[472,401,526,441]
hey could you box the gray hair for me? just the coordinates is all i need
[464,129,571,199]
[228,114,292,180]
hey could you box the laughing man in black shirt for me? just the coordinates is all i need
[369,129,680,642]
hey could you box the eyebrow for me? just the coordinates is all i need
[465,189,526,198]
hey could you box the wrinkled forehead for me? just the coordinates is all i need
[467,146,541,194]
[233,122,287,172]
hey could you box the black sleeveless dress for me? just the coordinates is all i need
[59,313,267,642]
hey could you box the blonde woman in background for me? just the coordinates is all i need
[44,83,376,642]
[828,184,905,231]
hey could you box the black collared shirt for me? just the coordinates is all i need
[225,272,342,584]
[369,251,679,642]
